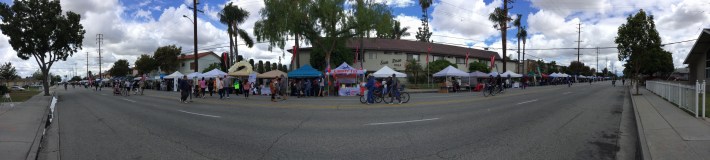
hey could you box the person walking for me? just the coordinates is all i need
[208,78,214,97]
[179,76,190,103]
[622,78,625,86]
[270,77,278,102]
[234,78,240,96]
[365,75,375,104]
[389,74,402,104]
[280,75,288,100]
[199,77,206,98]
[216,77,224,99]
[318,78,325,97]
[222,76,231,99]
[243,80,251,99]
[305,79,312,97]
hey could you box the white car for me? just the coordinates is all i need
[11,86,25,91]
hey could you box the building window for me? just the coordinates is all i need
[433,55,443,61]
[190,62,195,70]
[182,63,185,67]
[407,54,420,62]
[369,52,377,59]
[706,55,710,78]
[456,57,465,64]
[384,51,391,54]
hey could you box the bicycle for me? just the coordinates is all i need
[360,88,384,104]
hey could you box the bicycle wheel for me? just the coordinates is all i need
[400,92,410,103]
[491,86,499,96]
[375,95,383,103]
[360,95,366,104]
[382,92,393,104]
[483,86,490,97]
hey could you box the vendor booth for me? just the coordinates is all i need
[330,62,365,96]
[433,65,469,93]
[164,71,183,92]
[287,65,322,78]
[202,68,227,78]
[373,66,407,78]
[228,61,255,77]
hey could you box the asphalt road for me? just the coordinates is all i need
[55,81,626,160]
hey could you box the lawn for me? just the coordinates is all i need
[2,88,41,103]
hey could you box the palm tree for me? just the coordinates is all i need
[519,26,528,73]
[416,0,433,42]
[219,2,254,65]
[489,7,512,72]
[513,14,522,72]
[392,21,410,39]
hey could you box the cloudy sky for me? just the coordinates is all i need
[1,0,709,78]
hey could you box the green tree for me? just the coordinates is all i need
[568,61,586,75]
[416,0,433,42]
[265,61,272,72]
[255,0,356,72]
[391,21,410,39]
[249,59,255,68]
[405,60,424,84]
[134,54,157,75]
[32,69,43,81]
[468,61,490,73]
[272,63,278,72]
[489,0,514,72]
[513,14,522,71]
[202,63,222,72]
[257,60,264,73]
[602,67,609,76]
[0,62,18,85]
[153,45,181,73]
[219,2,254,65]
[70,76,81,82]
[519,27,528,72]
[352,0,392,67]
[237,55,244,62]
[615,9,670,94]
[0,0,86,96]
[427,59,457,76]
[280,64,288,72]
[109,59,130,77]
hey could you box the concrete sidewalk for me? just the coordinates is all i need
[632,87,710,159]
[0,92,52,160]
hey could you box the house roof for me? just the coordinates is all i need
[178,51,220,60]
[288,38,502,60]
[683,29,710,64]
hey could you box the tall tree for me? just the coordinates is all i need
[519,26,528,72]
[265,61,272,72]
[256,0,356,71]
[257,60,264,73]
[352,0,392,68]
[153,45,181,73]
[271,63,278,72]
[219,2,254,65]
[109,59,130,77]
[0,0,86,96]
[513,14,525,72]
[416,0,433,42]
[391,21,410,39]
[602,67,609,76]
[405,59,423,84]
[249,59,255,68]
[280,64,288,72]
[134,54,157,75]
[70,76,81,82]
[615,9,668,94]
[0,62,18,85]
[489,0,514,72]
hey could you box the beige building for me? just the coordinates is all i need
[177,51,222,74]
[683,29,710,83]
[290,38,519,73]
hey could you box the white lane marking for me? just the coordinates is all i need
[517,99,538,105]
[562,92,573,95]
[365,118,440,126]
[178,110,221,118]
[121,98,136,103]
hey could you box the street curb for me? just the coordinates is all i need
[630,86,651,160]
[26,90,56,160]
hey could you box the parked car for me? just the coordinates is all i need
[11,86,25,91]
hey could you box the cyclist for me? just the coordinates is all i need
[389,74,401,104]
[365,74,375,104]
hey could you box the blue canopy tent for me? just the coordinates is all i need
[288,65,323,78]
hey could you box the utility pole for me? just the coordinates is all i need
[96,34,103,82]
[191,0,199,73]
[576,23,582,62]
[596,47,599,76]
[86,52,89,79]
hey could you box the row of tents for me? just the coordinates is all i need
[432,65,604,79]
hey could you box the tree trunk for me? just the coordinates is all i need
[228,26,235,68]
[517,37,520,73]
[41,68,50,96]
[294,34,300,70]
[523,41,526,74]
[233,23,239,64]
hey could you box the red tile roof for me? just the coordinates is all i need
[178,51,220,60]
[289,38,501,60]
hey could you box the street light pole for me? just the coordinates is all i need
[192,0,199,73]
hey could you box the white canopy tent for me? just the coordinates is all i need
[202,69,227,78]
[469,71,489,78]
[433,66,469,77]
[373,66,407,78]
[164,71,184,79]
[186,72,202,79]
[500,71,523,78]
[488,71,500,77]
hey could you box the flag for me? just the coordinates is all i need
[490,55,495,70]
[465,52,469,67]
[291,45,297,65]
[222,52,229,69]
